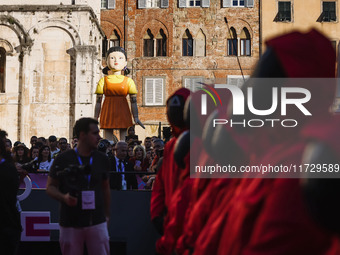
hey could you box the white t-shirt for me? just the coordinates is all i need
[38,159,54,171]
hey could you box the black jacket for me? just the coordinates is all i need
[109,156,138,190]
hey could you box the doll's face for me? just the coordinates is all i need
[107,51,127,72]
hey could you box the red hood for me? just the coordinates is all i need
[266,29,336,78]
[167,88,190,137]
[267,29,336,117]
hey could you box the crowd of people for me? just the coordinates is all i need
[5,125,165,191]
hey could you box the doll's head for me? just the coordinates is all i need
[103,46,130,75]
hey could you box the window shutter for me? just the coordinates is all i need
[192,78,203,92]
[161,0,169,8]
[246,40,251,55]
[108,0,115,9]
[179,0,187,8]
[222,0,232,7]
[184,78,193,90]
[185,77,203,92]
[145,79,154,105]
[154,79,164,105]
[201,0,210,8]
[245,0,254,8]
[138,0,147,9]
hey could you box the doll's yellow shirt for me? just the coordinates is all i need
[95,75,137,95]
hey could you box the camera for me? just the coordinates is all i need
[98,139,110,153]
[21,160,39,172]
[56,164,92,197]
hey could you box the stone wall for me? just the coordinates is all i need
[0,4,103,144]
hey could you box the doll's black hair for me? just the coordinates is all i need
[102,46,130,75]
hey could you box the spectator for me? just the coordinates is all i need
[127,145,134,160]
[48,135,60,158]
[146,148,153,165]
[58,137,68,153]
[131,145,149,172]
[12,144,30,165]
[110,142,116,157]
[46,118,111,255]
[71,137,78,149]
[144,137,152,151]
[30,136,37,148]
[125,125,138,143]
[0,130,21,255]
[37,137,47,145]
[150,139,164,173]
[29,146,39,161]
[143,139,164,189]
[106,141,114,158]
[130,145,150,190]
[109,141,137,190]
[34,141,44,150]
[5,138,12,153]
[13,141,21,147]
[53,138,68,159]
[151,136,158,143]
[36,145,54,171]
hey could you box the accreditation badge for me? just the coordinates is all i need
[81,190,95,210]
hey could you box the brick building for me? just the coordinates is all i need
[100,0,260,137]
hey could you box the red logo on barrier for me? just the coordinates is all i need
[25,216,50,237]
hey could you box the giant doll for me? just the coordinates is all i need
[95,47,144,140]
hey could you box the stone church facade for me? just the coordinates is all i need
[0,0,103,144]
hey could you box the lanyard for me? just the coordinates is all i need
[117,158,125,182]
[75,148,93,186]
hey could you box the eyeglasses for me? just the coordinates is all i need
[59,142,67,145]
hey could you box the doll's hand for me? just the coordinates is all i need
[134,118,145,129]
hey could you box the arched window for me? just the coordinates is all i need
[182,29,193,56]
[110,30,120,48]
[144,29,154,57]
[240,28,251,56]
[227,27,237,56]
[0,47,6,93]
[156,29,167,57]
[195,29,206,57]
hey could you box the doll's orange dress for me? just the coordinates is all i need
[96,75,137,129]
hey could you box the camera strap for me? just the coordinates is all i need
[74,148,93,188]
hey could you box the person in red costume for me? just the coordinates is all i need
[176,90,249,255]
[150,88,190,239]
[301,116,340,242]
[213,29,339,255]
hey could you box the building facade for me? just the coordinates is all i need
[0,0,103,144]
[101,0,260,137]
[261,0,340,110]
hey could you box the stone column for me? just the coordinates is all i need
[18,46,31,143]
[67,45,98,136]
